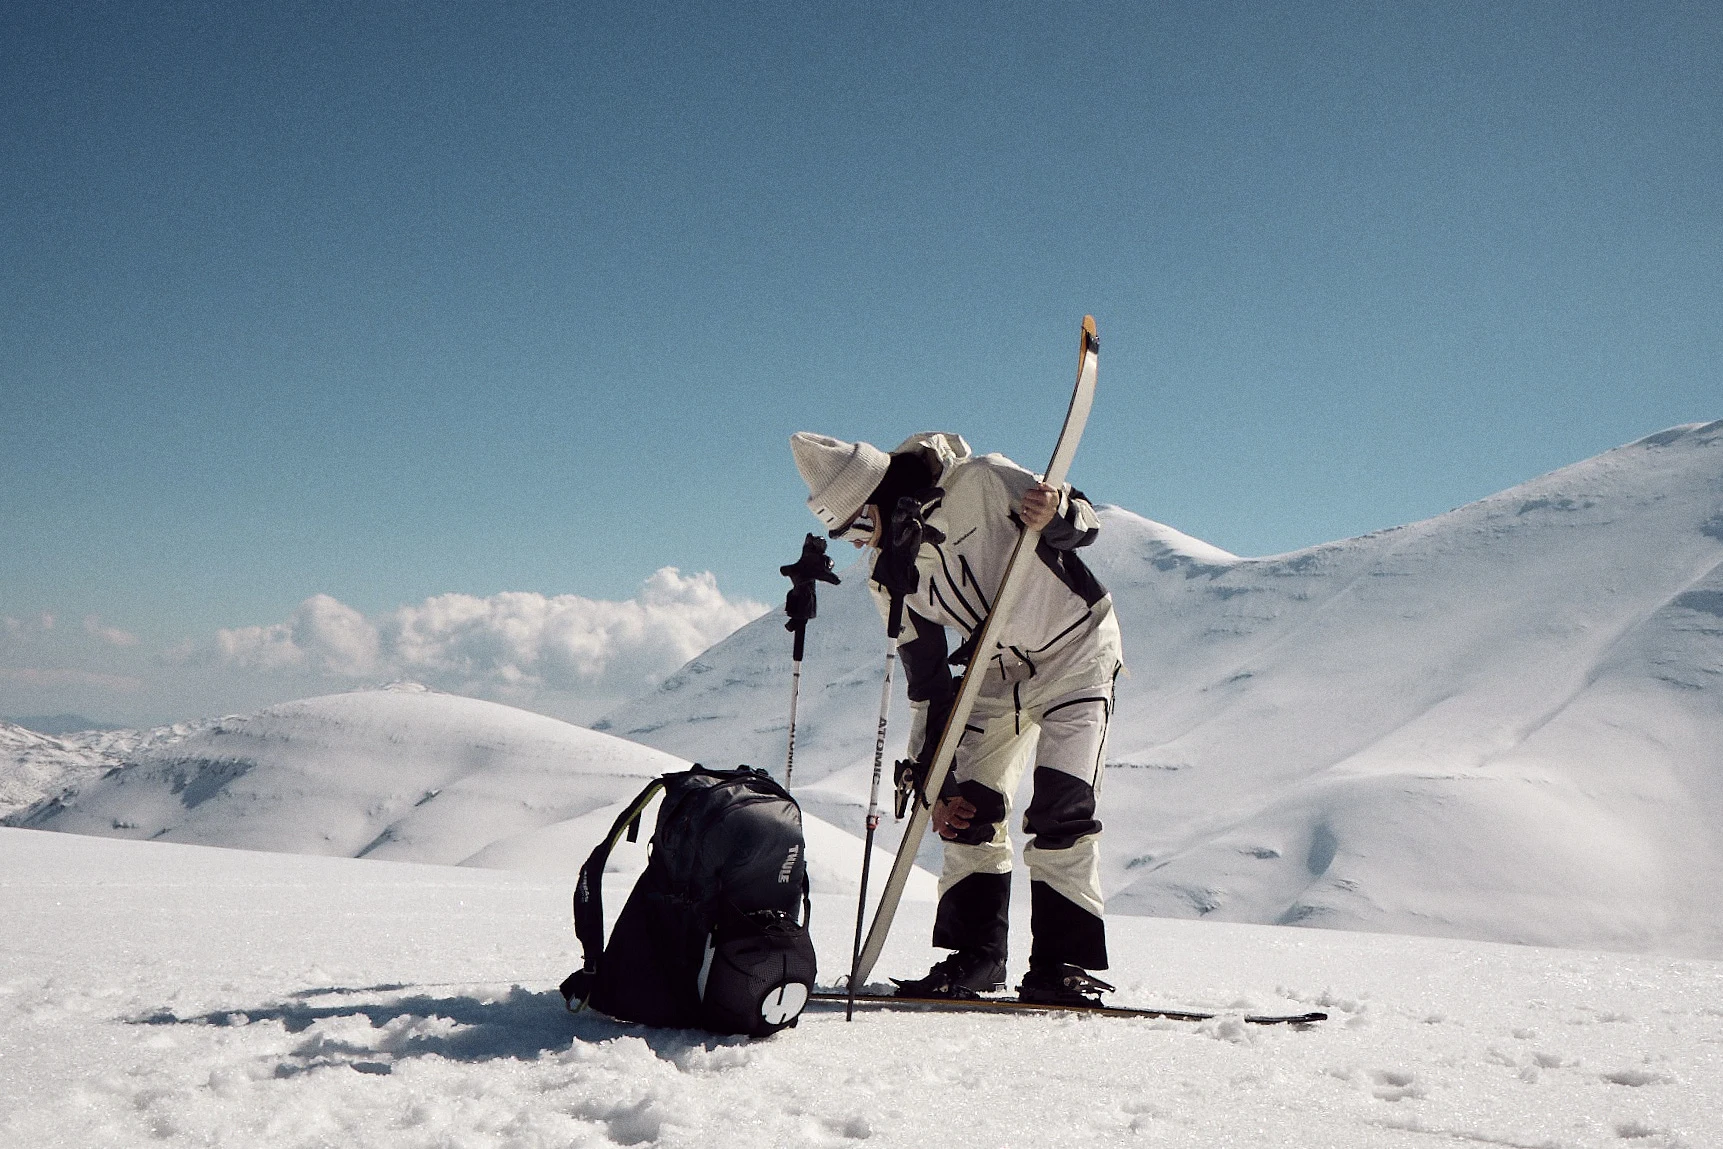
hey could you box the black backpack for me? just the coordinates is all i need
[559,765,818,1037]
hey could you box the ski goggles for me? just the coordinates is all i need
[831,509,876,544]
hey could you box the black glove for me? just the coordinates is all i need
[872,495,944,598]
[781,533,839,630]
[893,754,967,820]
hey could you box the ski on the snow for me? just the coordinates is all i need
[811,992,1327,1026]
[849,316,1102,988]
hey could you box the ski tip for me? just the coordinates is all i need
[1081,315,1098,356]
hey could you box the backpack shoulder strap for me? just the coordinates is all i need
[564,775,668,1009]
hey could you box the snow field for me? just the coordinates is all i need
[3,828,1718,1149]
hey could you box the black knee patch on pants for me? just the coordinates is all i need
[1023,767,1101,850]
[946,779,1007,846]
[933,871,1010,962]
[1029,880,1108,970]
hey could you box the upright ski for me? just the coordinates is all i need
[849,316,1101,987]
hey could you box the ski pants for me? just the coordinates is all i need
[933,619,1120,971]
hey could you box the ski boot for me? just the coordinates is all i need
[1017,963,1115,1007]
[891,950,1007,999]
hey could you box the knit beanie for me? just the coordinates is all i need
[790,432,892,531]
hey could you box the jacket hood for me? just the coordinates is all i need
[889,431,972,481]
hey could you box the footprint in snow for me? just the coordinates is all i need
[1369,1069,1425,1102]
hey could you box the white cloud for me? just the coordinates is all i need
[2,614,59,640]
[216,594,381,675]
[208,569,767,700]
[83,615,141,647]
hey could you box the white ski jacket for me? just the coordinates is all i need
[866,432,1122,761]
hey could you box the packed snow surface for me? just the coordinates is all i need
[3,827,1719,1149]
[599,422,1723,956]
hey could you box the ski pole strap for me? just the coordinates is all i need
[569,777,667,1004]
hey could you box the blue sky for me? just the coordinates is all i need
[3,1,1719,725]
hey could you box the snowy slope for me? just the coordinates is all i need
[0,717,209,817]
[599,422,1723,956]
[3,826,1719,1149]
[6,684,931,898]
[0,721,110,815]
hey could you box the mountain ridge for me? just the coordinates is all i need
[7,422,1718,956]
[598,420,1723,956]
[5,684,933,899]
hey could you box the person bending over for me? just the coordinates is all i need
[790,430,1123,1006]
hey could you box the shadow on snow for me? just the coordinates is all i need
[127,982,755,1074]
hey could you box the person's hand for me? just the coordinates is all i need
[1019,483,1060,531]
[932,795,977,840]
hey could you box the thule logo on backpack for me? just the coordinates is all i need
[778,844,800,883]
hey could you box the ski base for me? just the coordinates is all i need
[811,992,1326,1026]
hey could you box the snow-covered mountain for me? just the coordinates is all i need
[598,421,1723,957]
[0,717,209,817]
[5,423,1723,1147]
[6,684,931,899]
[9,424,1721,957]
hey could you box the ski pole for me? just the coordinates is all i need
[846,496,931,1018]
[785,625,806,784]
[848,590,903,1020]
[779,534,839,786]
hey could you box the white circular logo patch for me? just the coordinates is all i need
[760,981,809,1027]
